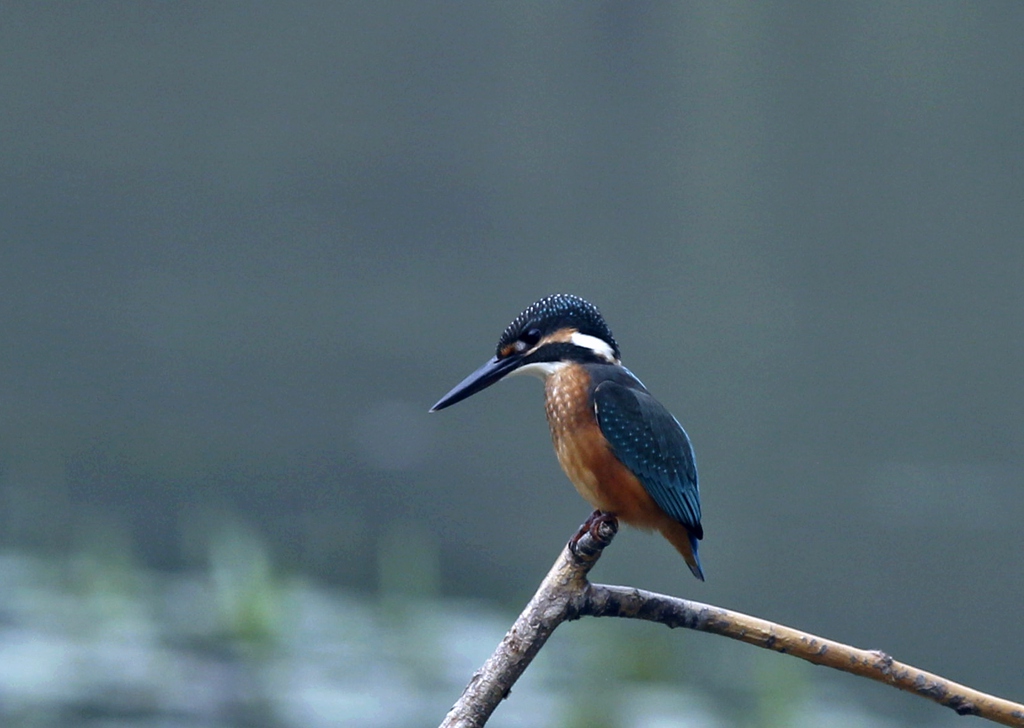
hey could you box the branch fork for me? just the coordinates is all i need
[440,515,1024,728]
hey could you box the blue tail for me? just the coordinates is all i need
[687,532,705,581]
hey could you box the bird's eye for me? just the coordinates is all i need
[521,328,541,346]
[512,328,541,354]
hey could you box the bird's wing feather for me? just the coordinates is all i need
[593,380,702,537]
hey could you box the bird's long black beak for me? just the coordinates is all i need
[430,354,522,412]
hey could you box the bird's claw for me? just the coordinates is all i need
[569,509,618,555]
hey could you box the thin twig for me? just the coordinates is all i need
[581,584,1024,725]
[439,516,1024,728]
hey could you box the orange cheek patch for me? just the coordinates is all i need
[539,328,576,346]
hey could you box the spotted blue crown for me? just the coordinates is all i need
[496,294,619,358]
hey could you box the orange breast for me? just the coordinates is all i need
[544,365,667,531]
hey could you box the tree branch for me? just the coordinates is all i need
[581,584,1024,725]
[439,516,619,728]
[440,515,1024,728]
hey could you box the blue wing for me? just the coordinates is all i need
[593,380,702,538]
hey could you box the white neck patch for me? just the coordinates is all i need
[569,331,618,363]
[510,360,568,380]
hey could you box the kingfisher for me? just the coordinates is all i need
[430,294,704,580]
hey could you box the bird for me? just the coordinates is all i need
[430,294,705,581]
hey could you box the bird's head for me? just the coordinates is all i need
[430,293,619,412]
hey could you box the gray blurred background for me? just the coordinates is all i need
[1,3,1022,727]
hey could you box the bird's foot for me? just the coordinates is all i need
[569,509,619,555]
